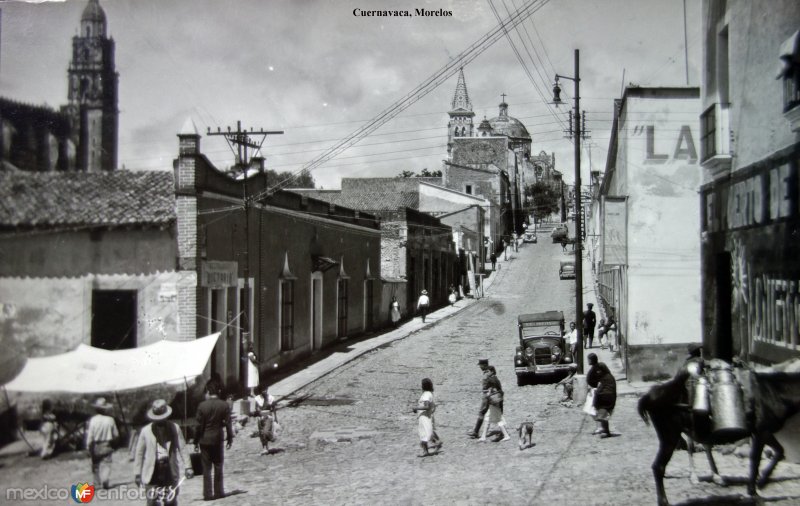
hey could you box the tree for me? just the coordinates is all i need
[525,181,561,218]
[419,168,442,177]
[266,170,316,189]
[397,168,443,178]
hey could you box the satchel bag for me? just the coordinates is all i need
[583,389,597,417]
[189,451,203,475]
[487,388,503,407]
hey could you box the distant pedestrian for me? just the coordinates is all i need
[490,252,497,271]
[587,353,617,438]
[448,286,457,306]
[561,238,568,252]
[246,345,259,398]
[255,386,278,456]
[412,378,442,457]
[40,399,57,459]
[134,399,193,506]
[86,397,119,490]
[194,381,234,501]
[416,290,430,323]
[598,315,617,351]
[466,359,491,439]
[583,303,597,349]
[390,296,401,327]
[479,366,510,442]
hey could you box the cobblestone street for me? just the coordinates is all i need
[3,237,800,505]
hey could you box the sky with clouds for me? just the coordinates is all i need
[1,0,701,189]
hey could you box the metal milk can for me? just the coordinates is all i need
[709,362,748,439]
[692,376,710,414]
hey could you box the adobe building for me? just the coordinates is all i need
[0,170,178,357]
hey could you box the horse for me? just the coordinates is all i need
[638,361,800,506]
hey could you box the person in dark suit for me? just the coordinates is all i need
[466,359,492,438]
[583,303,597,349]
[194,381,234,501]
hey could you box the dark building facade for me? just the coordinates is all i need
[174,122,382,389]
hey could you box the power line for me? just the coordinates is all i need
[251,0,551,201]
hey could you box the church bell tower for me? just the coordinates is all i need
[65,0,118,171]
[447,68,475,158]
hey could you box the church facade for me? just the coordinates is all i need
[443,69,556,251]
[0,0,118,172]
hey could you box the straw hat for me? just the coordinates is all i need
[91,397,113,412]
[146,399,173,421]
[421,290,428,295]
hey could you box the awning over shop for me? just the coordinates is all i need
[2,333,220,394]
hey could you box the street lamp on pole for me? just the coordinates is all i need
[553,49,585,374]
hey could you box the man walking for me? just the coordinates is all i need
[583,303,597,349]
[416,289,430,323]
[466,359,492,439]
[86,398,119,490]
[194,381,234,501]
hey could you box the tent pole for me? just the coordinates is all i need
[183,376,189,440]
[113,391,130,450]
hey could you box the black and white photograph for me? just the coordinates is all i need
[1,0,799,504]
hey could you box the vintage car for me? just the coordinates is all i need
[551,224,568,242]
[523,231,537,243]
[559,259,576,279]
[514,311,575,385]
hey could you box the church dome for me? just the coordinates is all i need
[81,0,106,24]
[488,101,530,140]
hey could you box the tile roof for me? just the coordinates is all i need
[0,170,175,229]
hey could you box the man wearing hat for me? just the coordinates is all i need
[416,289,430,323]
[85,397,119,490]
[135,399,192,506]
[582,303,597,349]
[466,359,492,438]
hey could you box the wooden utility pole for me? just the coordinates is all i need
[207,121,283,392]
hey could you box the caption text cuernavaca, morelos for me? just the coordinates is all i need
[353,8,453,17]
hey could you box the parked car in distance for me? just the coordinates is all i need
[551,224,568,243]
[559,259,576,279]
[514,311,575,385]
[523,231,537,243]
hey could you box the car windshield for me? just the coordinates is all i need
[520,323,562,338]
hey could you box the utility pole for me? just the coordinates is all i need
[207,121,283,393]
[553,49,589,374]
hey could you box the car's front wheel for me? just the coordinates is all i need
[516,374,526,386]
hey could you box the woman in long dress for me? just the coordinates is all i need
[247,345,259,397]
[390,296,401,327]
[412,378,442,457]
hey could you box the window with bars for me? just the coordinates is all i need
[337,278,348,338]
[280,280,294,351]
[700,105,717,162]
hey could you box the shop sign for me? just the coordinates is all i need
[704,156,799,233]
[201,261,238,288]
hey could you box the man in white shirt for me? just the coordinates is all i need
[417,290,430,323]
[85,397,119,490]
[568,321,579,360]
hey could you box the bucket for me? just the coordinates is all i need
[710,363,748,441]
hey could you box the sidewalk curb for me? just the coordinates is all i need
[271,274,501,403]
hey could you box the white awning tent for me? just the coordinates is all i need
[3,333,220,394]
